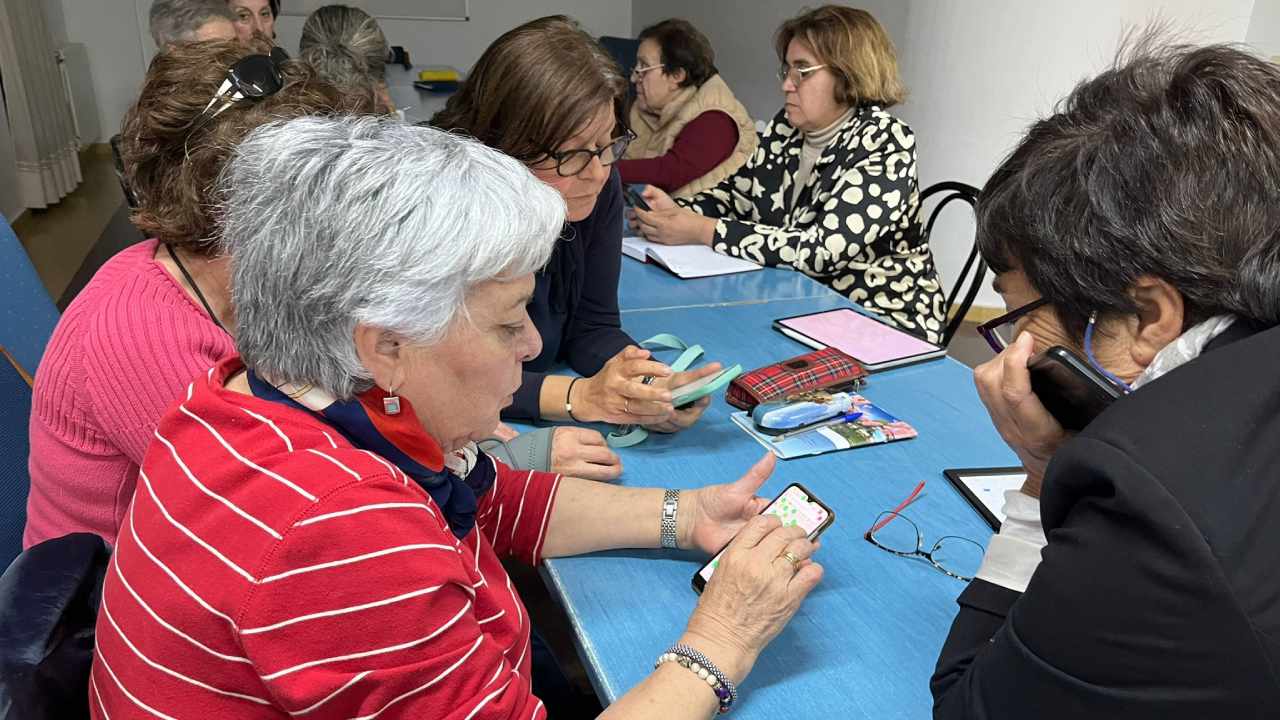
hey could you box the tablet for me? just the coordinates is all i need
[773,308,946,372]
[943,466,1027,530]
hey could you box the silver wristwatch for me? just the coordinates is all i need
[660,489,680,549]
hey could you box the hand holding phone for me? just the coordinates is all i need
[693,483,834,593]
[624,184,653,212]
[1027,346,1125,431]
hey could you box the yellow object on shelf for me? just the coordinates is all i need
[417,68,460,82]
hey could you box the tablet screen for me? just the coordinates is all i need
[944,467,1026,529]
[777,308,940,365]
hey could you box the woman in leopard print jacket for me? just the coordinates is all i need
[632,5,945,342]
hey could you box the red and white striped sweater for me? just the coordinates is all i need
[90,357,561,719]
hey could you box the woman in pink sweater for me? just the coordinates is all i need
[24,40,353,548]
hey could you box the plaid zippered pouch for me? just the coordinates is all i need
[725,347,867,410]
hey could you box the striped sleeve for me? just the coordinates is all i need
[474,458,562,565]
[237,477,543,720]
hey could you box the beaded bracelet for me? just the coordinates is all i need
[654,643,737,714]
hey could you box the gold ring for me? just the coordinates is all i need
[778,550,801,569]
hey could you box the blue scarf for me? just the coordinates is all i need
[245,370,494,539]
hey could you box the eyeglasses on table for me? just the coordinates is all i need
[864,481,985,581]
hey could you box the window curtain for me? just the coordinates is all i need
[0,0,82,210]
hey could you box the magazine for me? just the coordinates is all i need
[729,393,917,459]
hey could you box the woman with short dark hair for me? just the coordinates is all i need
[933,41,1280,717]
[632,6,945,342]
[616,18,757,197]
[432,16,720,481]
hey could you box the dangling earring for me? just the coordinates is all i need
[383,380,402,415]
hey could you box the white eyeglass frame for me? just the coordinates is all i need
[631,63,663,80]
[778,63,828,84]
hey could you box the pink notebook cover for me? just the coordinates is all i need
[778,309,939,365]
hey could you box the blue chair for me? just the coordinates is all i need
[0,217,59,373]
[0,349,32,571]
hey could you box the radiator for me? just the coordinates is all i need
[56,42,99,148]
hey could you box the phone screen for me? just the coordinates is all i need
[693,483,833,592]
[624,185,652,212]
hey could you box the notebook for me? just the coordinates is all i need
[729,393,917,460]
[622,236,761,279]
[773,308,946,372]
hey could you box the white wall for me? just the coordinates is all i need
[632,0,909,122]
[1247,0,1280,57]
[899,0,1255,308]
[54,0,631,141]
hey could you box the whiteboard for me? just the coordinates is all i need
[279,0,468,22]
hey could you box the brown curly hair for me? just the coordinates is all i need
[121,38,365,255]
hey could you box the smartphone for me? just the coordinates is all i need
[691,483,834,594]
[1027,346,1125,432]
[670,365,742,409]
[623,184,652,212]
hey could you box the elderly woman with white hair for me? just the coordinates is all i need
[88,116,822,720]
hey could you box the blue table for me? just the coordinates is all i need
[617,258,830,312]
[541,294,1017,718]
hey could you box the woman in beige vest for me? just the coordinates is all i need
[617,19,757,198]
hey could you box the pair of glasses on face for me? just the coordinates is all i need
[777,63,828,85]
[864,481,985,581]
[976,297,1050,354]
[631,63,662,81]
[537,129,636,177]
[186,47,287,140]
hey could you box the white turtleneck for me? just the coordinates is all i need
[791,106,856,207]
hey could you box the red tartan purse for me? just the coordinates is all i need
[725,347,867,410]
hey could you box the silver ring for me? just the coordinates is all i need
[624,399,631,414]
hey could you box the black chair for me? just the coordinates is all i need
[920,181,986,347]
[598,36,639,102]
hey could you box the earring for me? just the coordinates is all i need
[383,380,402,415]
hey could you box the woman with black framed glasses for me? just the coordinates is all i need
[932,41,1280,718]
[431,16,722,482]
[630,5,946,343]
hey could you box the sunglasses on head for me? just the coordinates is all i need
[188,47,288,136]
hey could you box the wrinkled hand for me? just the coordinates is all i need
[549,426,622,482]
[973,331,1068,498]
[633,205,715,246]
[680,452,774,554]
[573,346,675,425]
[684,513,823,683]
[642,362,722,433]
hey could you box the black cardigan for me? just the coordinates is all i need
[505,171,634,421]
[932,320,1280,718]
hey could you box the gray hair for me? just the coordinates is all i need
[149,0,234,47]
[219,116,567,398]
[299,5,389,95]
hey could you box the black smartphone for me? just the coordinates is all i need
[691,483,834,594]
[1027,346,1125,432]
[623,184,652,212]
